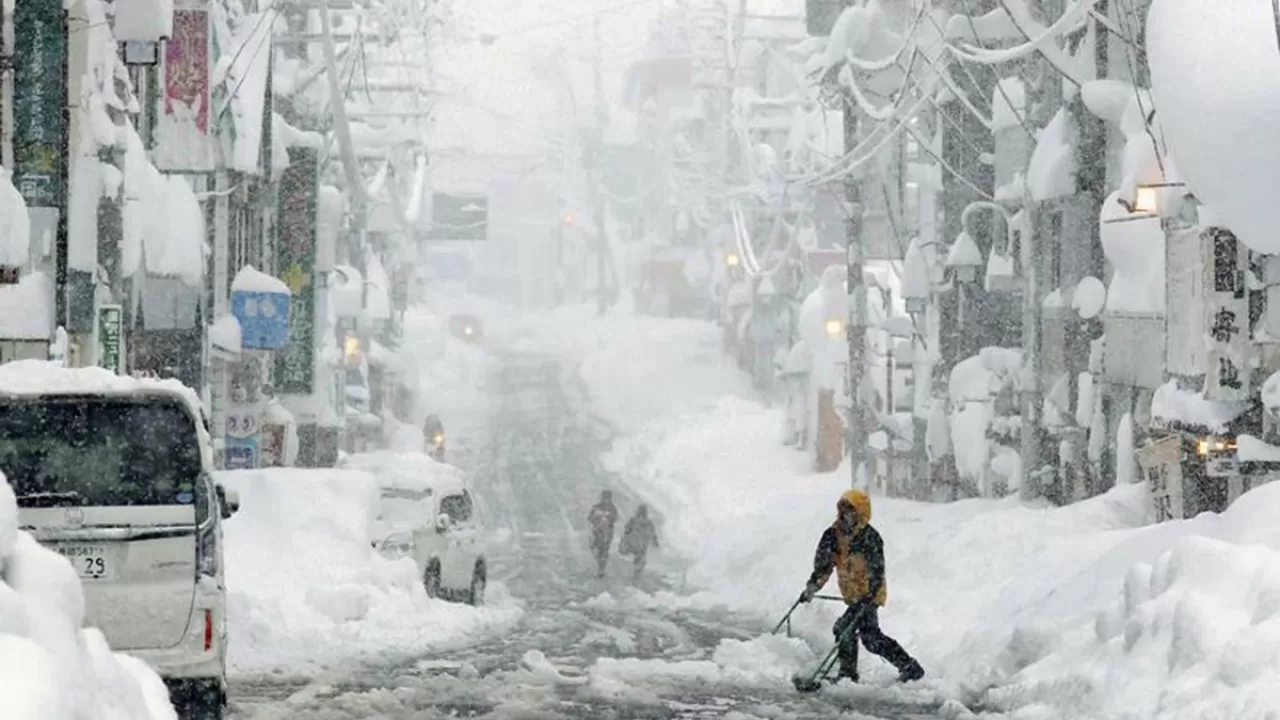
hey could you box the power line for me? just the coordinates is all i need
[215,9,279,128]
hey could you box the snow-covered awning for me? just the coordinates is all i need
[113,0,174,42]
[1151,380,1250,434]
[209,314,242,357]
[364,255,392,322]
[0,273,54,340]
[122,126,206,286]
[331,264,364,318]
[214,10,273,174]
[0,168,30,268]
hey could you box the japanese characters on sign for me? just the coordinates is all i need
[1135,435,1185,523]
[1203,227,1251,401]
[96,305,124,374]
[12,0,67,206]
[272,148,319,395]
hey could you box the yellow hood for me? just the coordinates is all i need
[834,489,872,530]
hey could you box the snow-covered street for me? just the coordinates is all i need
[225,346,955,720]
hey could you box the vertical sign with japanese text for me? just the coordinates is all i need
[1135,435,1185,523]
[273,147,318,394]
[12,0,67,206]
[95,305,124,375]
[1203,227,1251,401]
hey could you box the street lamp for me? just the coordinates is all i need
[726,252,741,268]
[825,318,844,337]
[946,231,982,284]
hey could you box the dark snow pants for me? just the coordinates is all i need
[591,530,613,576]
[833,604,915,680]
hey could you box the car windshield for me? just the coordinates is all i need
[0,396,201,508]
[439,492,472,523]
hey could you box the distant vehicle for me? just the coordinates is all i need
[449,314,483,343]
[4,366,239,720]
[373,473,486,605]
[423,414,446,461]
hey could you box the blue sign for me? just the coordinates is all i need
[224,439,258,470]
[231,290,291,350]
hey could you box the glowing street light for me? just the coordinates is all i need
[726,252,741,268]
[825,318,844,337]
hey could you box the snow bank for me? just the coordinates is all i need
[0,474,177,720]
[218,467,520,673]
[0,166,30,268]
[585,312,1280,717]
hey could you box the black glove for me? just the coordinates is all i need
[799,581,819,603]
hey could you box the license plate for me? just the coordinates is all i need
[56,544,112,580]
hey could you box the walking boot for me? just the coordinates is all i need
[898,658,925,683]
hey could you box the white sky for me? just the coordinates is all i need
[429,0,666,154]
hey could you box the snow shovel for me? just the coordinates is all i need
[772,593,844,637]
[791,603,865,693]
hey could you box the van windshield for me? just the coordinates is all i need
[0,396,202,508]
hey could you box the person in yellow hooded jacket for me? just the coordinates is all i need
[800,489,924,684]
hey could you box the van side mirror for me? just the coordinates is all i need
[216,485,240,519]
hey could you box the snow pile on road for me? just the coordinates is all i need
[218,467,520,673]
[577,311,1280,718]
[0,474,176,720]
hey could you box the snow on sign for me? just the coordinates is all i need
[425,194,488,242]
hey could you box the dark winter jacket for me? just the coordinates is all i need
[588,501,618,542]
[807,489,888,606]
[620,512,659,556]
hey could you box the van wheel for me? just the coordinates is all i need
[423,561,442,599]
[465,561,486,606]
[176,681,224,720]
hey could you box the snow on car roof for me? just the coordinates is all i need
[0,360,214,469]
[338,451,468,497]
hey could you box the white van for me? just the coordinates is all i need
[4,364,236,719]
[372,474,486,605]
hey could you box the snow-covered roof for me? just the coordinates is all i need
[0,273,53,341]
[364,255,393,322]
[1027,109,1076,201]
[122,126,206,286]
[946,231,983,268]
[1237,435,1280,463]
[1150,380,1249,433]
[209,314,242,356]
[1148,0,1280,254]
[113,0,174,42]
[331,264,364,318]
[992,77,1027,133]
[231,265,290,295]
[337,451,466,497]
[0,360,212,469]
[0,168,30,268]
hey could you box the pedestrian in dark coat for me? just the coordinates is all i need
[620,504,659,581]
[800,489,924,684]
[587,490,619,578]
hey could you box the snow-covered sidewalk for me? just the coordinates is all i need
[0,475,177,720]
[552,307,1280,719]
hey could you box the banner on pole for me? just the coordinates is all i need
[12,0,67,207]
[273,147,319,394]
[153,5,215,172]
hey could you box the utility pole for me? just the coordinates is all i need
[844,101,867,489]
[591,14,610,315]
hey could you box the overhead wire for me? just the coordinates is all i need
[215,8,280,128]
[958,0,1037,139]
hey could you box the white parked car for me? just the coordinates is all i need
[373,473,486,605]
[3,365,237,720]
